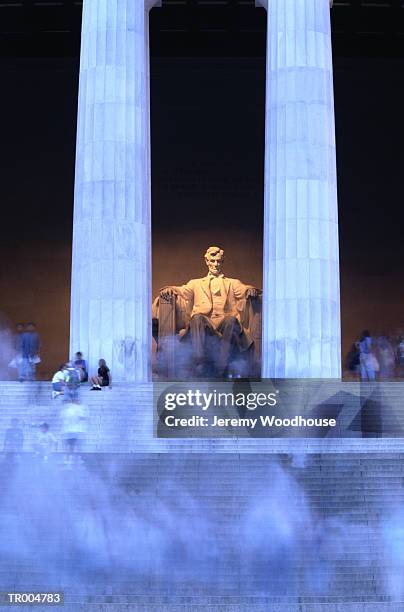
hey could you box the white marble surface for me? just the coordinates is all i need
[259,0,341,378]
[70,0,160,381]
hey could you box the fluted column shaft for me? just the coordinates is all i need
[259,0,341,378]
[70,0,160,381]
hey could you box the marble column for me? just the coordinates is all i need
[257,0,341,378]
[70,0,160,382]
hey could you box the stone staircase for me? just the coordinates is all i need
[0,454,404,611]
[1,381,404,611]
[1,381,404,453]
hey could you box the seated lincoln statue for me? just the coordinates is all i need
[153,246,261,378]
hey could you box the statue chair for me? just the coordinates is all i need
[152,293,262,380]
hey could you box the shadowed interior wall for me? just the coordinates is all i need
[0,244,71,379]
[151,58,265,297]
[0,60,75,379]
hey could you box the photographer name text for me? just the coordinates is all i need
[164,415,336,429]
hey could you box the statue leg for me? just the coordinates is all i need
[189,314,216,365]
[216,316,242,374]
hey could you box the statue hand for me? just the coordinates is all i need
[160,287,177,302]
[245,288,259,299]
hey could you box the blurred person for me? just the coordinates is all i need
[10,323,24,375]
[7,323,23,378]
[63,361,81,401]
[60,400,87,467]
[20,322,41,381]
[376,335,395,380]
[14,323,24,352]
[0,315,14,379]
[34,422,57,462]
[397,336,404,379]
[74,351,88,382]
[3,418,23,461]
[51,364,67,399]
[345,341,361,380]
[359,330,379,381]
[90,359,112,390]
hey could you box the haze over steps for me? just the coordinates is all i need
[2,381,404,611]
[1,453,404,611]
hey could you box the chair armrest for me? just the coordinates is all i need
[240,294,262,336]
[153,293,191,339]
[158,294,177,338]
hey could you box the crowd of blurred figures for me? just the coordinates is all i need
[3,316,404,383]
[3,408,87,470]
[345,330,404,381]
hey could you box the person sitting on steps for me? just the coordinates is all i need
[51,363,67,399]
[74,351,88,382]
[90,359,112,390]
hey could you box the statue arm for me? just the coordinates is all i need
[232,279,260,300]
[160,281,194,302]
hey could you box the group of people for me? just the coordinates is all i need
[3,403,87,469]
[10,322,41,382]
[8,322,112,393]
[38,401,87,467]
[5,325,113,468]
[346,330,404,381]
[51,353,111,398]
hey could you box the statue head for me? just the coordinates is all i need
[204,246,225,277]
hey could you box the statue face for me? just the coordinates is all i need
[205,250,224,276]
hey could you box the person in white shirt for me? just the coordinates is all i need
[61,400,87,466]
[34,422,57,462]
[51,364,67,399]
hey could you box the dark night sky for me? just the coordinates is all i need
[0,6,404,375]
